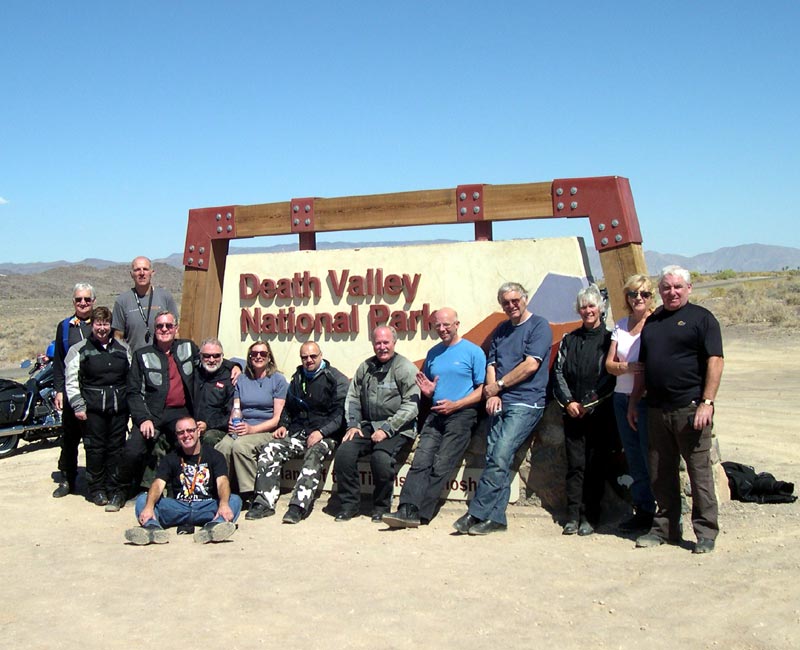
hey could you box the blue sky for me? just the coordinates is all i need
[2,1,798,263]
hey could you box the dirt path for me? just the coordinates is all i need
[2,330,799,649]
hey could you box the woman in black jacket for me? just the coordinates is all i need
[65,306,131,506]
[551,285,616,536]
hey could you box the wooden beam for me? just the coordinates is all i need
[598,243,648,321]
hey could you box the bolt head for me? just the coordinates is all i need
[293,218,300,226]
[216,213,222,221]
[611,219,619,227]
[293,205,299,213]
[472,191,480,200]
[459,192,467,201]
[570,201,578,209]
[600,237,609,246]
[598,223,606,231]
[304,204,311,212]
[557,202,564,210]
[304,218,311,226]
[198,259,204,266]
[187,257,194,264]
[570,187,577,195]
[226,225,233,232]
[460,207,467,216]
[188,245,195,252]
[226,212,232,219]
[199,247,205,254]
[473,206,480,214]
[216,226,223,233]
[556,187,563,196]
[615,234,622,242]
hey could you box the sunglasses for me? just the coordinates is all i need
[74,297,94,303]
[626,290,652,299]
[500,297,522,308]
[300,354,319,361]
[175,426,197,435]
[201,353,222,359]
[250,350,269,358]
[155,322,176,330]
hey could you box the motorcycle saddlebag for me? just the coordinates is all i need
[0,379,27,425]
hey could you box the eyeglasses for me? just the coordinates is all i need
[74,297,94,303]
[155,322,176,330]
[500,298,522,308]
[626,290,652,300]
[201,353,222,359]
[175,426,197,435]
[250,350,269,358]
[300,354,319,361]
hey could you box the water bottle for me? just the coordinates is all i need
[230,398,242,440]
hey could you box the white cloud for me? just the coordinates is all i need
[0,197,8,205]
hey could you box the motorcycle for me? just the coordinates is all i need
[0,355,63,457]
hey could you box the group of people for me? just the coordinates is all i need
[50,256,724,554]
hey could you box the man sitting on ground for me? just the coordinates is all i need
[124,416,241,545]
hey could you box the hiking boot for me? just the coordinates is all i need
[577,519,595,536]
[562,520,579,535]
[194,521,237,544]
[125,526,169,546]
[468,520,507,535]
[383,504,421,529]
[635,532,667,548]
[52,481,72,498]
[105,493,126,512]
[282,504,304,524]
[693,538,715,554]
[245,502,275,520]
[453,513,480,534]
[91,491,109,506]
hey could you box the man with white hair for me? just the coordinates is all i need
[51,282,95,498]
[333,326,420,522]
[193,337,237,446]
[452,282,552,535]
[628,265,724,554]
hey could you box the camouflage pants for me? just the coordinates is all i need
[252,436,337,512]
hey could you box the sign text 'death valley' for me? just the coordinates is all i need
[239,268,433,335]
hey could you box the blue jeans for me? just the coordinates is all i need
[469,405,543,526]
[613,393,656,513]
[134,492,242,529]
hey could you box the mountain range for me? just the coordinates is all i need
[1,242,799,277]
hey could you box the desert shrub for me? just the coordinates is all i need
[714,269,737,280]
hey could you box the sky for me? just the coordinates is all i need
[1,1,798,264]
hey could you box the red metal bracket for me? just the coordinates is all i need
[290,198,316,233]
[551,176,642,251]
[183,205,237,269]
[456,184,486,222]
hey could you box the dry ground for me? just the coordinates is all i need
[1,327,799,649]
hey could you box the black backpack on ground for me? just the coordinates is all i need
[722,461,797,504]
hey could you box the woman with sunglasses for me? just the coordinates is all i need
[215,340,287,501]
[552,284,617,537]
[605,274,657,532]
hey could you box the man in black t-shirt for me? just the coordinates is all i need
[124,416,242,545]
[627,265,724,554]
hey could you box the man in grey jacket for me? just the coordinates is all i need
[333,326,420,522]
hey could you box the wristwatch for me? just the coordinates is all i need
[497,379,505,389]
[701,399,714,406]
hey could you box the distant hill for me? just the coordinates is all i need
[2,242,799,278]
